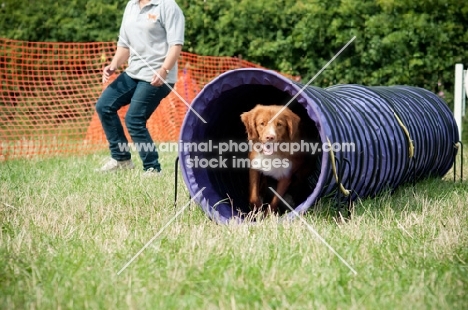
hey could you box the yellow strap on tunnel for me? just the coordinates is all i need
[393,111,414,158]
[326,137,350,196]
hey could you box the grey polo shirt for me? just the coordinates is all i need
[117,0,185,84]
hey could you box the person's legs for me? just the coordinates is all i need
[95,72,137,161]
[125,82,173,171]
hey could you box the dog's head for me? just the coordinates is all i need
[240,104,300,144]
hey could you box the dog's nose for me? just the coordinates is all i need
[265,134,275,141]
[264,127,276,141]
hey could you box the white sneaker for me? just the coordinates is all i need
[96,158,135,172]
[142,168,163,177]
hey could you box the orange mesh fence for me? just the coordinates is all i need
[0,38,296,161]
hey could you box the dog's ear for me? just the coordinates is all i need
[241,110,259,140]
[285,110,301,140]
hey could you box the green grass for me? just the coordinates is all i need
[1,151,467,309]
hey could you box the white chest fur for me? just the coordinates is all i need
[250,152,293,180]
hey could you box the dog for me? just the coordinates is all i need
[240,104,314,214]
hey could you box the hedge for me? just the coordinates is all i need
[1,0,467,112]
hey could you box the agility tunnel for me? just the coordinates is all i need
[178,68,459,224]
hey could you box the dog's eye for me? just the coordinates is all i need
[259,121,265,127]
[277,122,283,127]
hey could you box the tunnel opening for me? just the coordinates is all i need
[179,70,328,223]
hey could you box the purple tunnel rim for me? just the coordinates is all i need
[179,68,331,224]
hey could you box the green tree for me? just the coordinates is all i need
[0,0,126,42]
[1,0,467,107]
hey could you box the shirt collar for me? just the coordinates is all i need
[132,0,160,5]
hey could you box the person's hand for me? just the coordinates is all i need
[151,68,168,87]
[102,65,116,84]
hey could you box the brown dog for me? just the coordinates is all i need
[240,104,311,213]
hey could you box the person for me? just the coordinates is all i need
[95,0,185,175]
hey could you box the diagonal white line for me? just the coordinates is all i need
[117,187,206,275]
[396,219,414,239]
[269,187,358,275]
[269,36,356,123]
[118,35,207,123]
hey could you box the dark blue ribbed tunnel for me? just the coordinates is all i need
[178,68,459,224]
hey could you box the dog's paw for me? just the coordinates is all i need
[266,203,279,215]
[248,198,263,212]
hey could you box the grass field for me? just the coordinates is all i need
[1,150,467,309]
